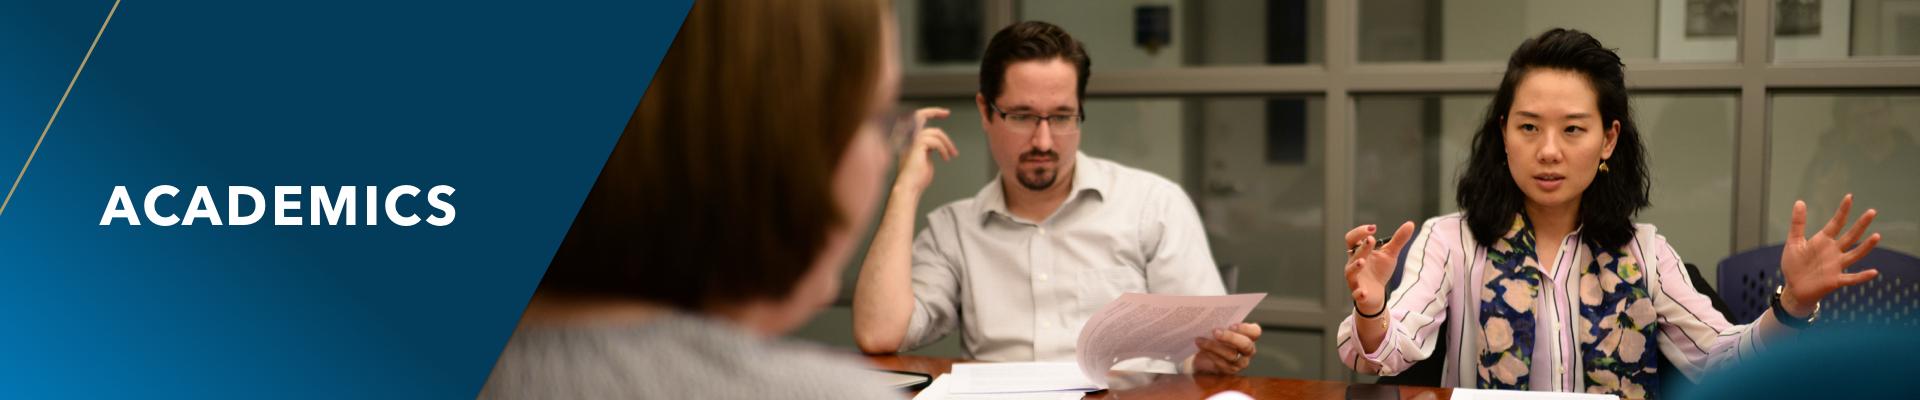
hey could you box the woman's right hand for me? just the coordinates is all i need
[1343,221,1416,318]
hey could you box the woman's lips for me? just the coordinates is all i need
[1534,173,1565,191]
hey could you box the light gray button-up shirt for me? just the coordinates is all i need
[903,153,1226,362]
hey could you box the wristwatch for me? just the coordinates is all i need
[1771,285,1820,328]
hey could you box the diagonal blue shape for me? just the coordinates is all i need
[0,0,693,398]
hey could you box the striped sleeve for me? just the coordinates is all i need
[1646,232,1755,379]
[1337,215,1459,375]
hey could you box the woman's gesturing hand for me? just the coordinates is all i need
[1344,221,1416,317]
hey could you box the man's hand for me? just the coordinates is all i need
[892,107,958,196]
[1193,323,1262,375]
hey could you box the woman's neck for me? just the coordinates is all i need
[1523,200,1580,239]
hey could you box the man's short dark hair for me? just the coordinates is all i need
[979,21,1091,117]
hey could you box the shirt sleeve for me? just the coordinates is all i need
[1647,233,1757,379]
[902,210,963,352]
[1139,180,1226,296]
[1337,216,1456,376]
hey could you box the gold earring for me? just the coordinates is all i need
[1599,160,1611,172]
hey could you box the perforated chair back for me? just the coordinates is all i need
[1717,244,1920,327]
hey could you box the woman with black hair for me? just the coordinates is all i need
[1336,28,1884,398]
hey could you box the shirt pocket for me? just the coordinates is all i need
[1079,265,1148,310]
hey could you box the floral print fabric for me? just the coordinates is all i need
[1477,214,1660,398]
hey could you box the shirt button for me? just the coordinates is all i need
[1037,227,1047,236]
[1037,273,1049,282]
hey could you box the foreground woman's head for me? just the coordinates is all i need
[537,0,899,336]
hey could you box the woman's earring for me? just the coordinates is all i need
[1599,159,1611,172]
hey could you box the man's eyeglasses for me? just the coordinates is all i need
[988,103,1083,135]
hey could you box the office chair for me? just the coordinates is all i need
[1717,245,1920,327]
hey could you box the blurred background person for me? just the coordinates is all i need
[478,0,907,398]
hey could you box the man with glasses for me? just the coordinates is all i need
[852,21,1262,376]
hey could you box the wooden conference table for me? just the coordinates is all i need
[866,354,1453,400]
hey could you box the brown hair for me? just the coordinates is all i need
[539,0,889,311]
[978,21,1091,116]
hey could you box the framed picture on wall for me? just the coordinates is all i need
[1774,0,1852,59]
[1658,0,1853,61]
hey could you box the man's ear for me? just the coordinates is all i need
[976,93,991,127]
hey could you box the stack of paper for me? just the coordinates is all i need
[1448,388,1618,400]
[1075,293,1266,387]
[951,362,1099,393]
[910,362,1093,400]
[911,293,1269,400]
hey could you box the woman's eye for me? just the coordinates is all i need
[1519,123,1537,132]
[1565,126,1583,134]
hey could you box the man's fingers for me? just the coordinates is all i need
[932,130,959,160]
[921,128,954,160]
[1840,209,1877,250]
[1192,355,1219,374]
[1819,194,1853,239]
[1214,328,1257,354]
[1789,201,1808,244]
[1381,221,1416,256]
[1194,336,1250,373]
[1232,323,1263,342]
[1194,338,1238,364]
[1838,269,1881,287]
[912,107,950,129]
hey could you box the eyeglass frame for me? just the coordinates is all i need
[987,102,1086,135]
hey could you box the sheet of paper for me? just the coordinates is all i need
[948,362,1098,394]
[913,374,1087,400]
[1448,388,1618,400]
[1074,293,1267,386]
[858,369,930,389]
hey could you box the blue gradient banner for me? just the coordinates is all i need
[0,0,691,397]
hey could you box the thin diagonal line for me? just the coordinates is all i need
[1,0,122,218]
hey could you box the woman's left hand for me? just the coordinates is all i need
[1779,194,1882,317]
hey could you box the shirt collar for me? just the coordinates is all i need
[976,151,1109,223]
[1510,211,1586,243]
